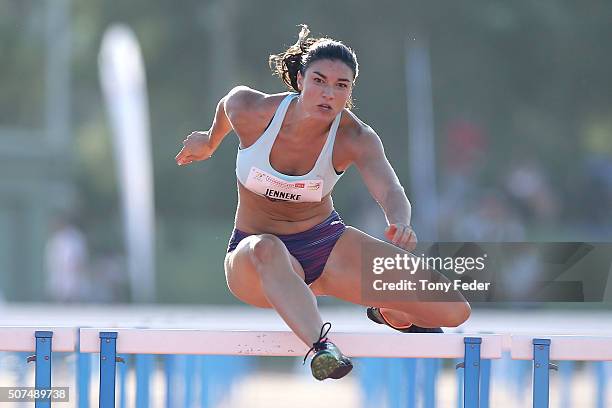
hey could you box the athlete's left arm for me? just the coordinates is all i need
[352,126,417,251]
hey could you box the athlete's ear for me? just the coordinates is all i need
[297,70,304,92]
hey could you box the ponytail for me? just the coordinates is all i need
[269,25,319,92]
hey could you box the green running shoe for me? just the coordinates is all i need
[303,322,353,380]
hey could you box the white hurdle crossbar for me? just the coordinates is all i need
[2,327,612,407]
[79,329,503,408]
[0,327,75,352]
[511,335,612,361]
[79,329,503,358]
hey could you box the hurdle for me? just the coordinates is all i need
[78,329,503,407]
[0,327,75,408]
[2,327,612,407]
[510,335,612,407]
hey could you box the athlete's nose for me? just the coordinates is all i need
[321,84,334,100]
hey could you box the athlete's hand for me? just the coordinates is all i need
[385,223,417,252]
[175,131,214,166]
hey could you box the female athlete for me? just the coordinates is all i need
[176,25,471,381]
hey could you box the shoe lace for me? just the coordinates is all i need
[302,322,332,365]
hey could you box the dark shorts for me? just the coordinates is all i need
[227,210,346,284]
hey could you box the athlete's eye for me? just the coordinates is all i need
[337,83,348,88]
[314,77,323,83]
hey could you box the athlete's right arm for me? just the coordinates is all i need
[175,86,263,166]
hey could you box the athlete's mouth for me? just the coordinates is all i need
[318,104,332,110]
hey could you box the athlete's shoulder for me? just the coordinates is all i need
[338,109,381,151]
[224,86,290,118]
[332,110,385,171]
[223,87,294,138]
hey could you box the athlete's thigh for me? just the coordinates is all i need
[313,226,433,304]
[313,227,470,327]
[224,234,307,308]
[311,227,375,302]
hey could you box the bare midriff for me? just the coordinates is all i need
[234,181,335,235]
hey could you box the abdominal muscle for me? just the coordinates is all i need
[234,181,335,235]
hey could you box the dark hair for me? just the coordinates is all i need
[269,24,359,109]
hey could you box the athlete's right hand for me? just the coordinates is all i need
[175,131,214,166]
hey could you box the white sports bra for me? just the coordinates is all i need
[235,93,344,202]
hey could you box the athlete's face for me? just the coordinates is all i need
[296,59,354,117]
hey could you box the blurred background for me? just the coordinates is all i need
[2,2,612,407]
[1,0,611,305]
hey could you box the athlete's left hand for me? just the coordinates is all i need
[385,223,417,252]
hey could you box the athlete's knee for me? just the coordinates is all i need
[224,255,274,309]
[250,234,284,265]
[441,302,471,327]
